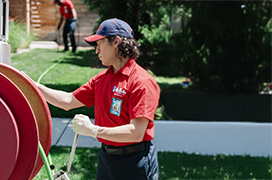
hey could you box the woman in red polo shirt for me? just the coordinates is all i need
[36,18,160,180]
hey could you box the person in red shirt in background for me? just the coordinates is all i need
[54,0,77,53]
[35,18,160,180]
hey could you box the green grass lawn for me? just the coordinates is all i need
[12,49,103,118]
[33,146,271,180]
[11,49,272,180]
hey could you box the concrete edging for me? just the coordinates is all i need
[51,118,272,157]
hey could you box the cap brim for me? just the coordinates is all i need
[84,34,105,46]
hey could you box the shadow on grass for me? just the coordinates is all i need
[49,146,100,180]
[52,50,108,68]
[45,84,95,118]
[48,146,272,180]
[48,104,95,119]
[158,152,272,180]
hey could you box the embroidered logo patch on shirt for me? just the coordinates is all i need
[110,97,123,116]
[113,86,126,98]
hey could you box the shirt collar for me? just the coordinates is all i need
[106,58,135,76]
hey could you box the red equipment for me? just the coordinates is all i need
[0,63,53,179]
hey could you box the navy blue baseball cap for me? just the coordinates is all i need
[84,18,133,46]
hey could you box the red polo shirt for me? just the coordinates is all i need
[73,58,160,146]
[59,0,74,19]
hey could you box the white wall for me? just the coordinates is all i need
[153,121,272,157]
[51,118,272,157]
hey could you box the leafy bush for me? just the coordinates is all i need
[82,0,271,94]
[140,1,271,94]
[8,21,37,53]
[176,1,272,94]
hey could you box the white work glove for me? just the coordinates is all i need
[72,114,99,138]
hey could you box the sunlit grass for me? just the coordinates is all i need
[33,146,272,180]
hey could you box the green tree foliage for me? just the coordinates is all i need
[179,1,271,94]
[81,0,170,67]
[82,0,271,94]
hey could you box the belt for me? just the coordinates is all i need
[102,141,150,155]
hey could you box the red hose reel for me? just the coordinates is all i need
[0,63,52,180]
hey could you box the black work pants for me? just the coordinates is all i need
[96,141,159,180]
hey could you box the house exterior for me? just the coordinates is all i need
[9,0,99,46]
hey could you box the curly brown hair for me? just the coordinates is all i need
[107,36,141,59]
